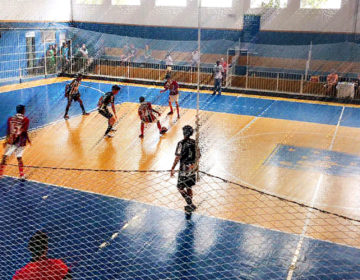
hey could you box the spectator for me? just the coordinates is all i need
[354,74,360,98]
[212,60,224,95]
[165,52,173,67]
[79,44,88,59]
[13,231,71,280]
[61,43,69,72]
[78,44,89,70]
[326,70,338,97]
[46,45,56,74]
[220,57,228,86]
[123,43,130,57]
[74,44,81,57]
[191,50,200,68]
[128,44,137,62]
[144,44,152,62]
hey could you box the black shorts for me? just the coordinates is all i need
[98,107,113,119]
[177,174,196,190]
[67,93,80,102]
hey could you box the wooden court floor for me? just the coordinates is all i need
[1,79,360,248]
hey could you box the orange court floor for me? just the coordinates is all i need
[1,78,360,249]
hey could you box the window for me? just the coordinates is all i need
[112,0,140,5]
[250,0,287,8]
[300,0,341,9]
[76,0,103,4]
[201,0,232,7]
[42,31,56,43]
[155,0,186,7]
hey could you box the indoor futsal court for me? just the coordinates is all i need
[1,0,360,279]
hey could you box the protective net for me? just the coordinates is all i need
[1,165,360,279]
[2,0,360,279]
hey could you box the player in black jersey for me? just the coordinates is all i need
[64,74,89,119]
[171,125,200,212]
[98,85,121,137]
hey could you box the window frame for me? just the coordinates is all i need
[250,0,288,9]
[111,0,141,5]
[155,0,187,7]
[75,0,103,5]
[300,0,342,9]
[200,0,232,8]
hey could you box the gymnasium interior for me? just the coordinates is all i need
[1,0,360,279]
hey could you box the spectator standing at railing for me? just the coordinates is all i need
[12,231,71,280]
[191,50,200,69]
[165,52,174,67]
[212,60,224,95]
[325,70,338,97]
[220,57,228,87]
[128,44,137,62]
[354,74,360,98]
[46,45,56,74]
[61,42,69,73]
[79,44,88,59]
[144,44,152,62]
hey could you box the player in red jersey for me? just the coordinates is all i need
[0,105,31,181]
[13,231,71,280]
[160,74,180,118]
[138,96,167,138]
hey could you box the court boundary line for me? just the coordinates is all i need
[286,105,346,280]
[3,170,360,253]
[6,163,360,223]
[2,77,360,109]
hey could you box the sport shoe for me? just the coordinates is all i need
[83,112,90,116]
[64,115,69,120]
[167,111,174,115]
[19,174,27,181]
[111,128,117,132]
[139,134,144,138]
[105,133,114,138]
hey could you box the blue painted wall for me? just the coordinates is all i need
[0,23,68,82]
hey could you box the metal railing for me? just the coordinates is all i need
[1,55,358,100]
[66,57,358,100]
[0,55,64,83]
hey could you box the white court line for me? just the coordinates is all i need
[286,106,345,280]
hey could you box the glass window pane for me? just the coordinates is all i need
[201,0,232,7]
[112,0,140,5]
[300,0,341,9]
[155,0,186,7]
[76,0,103,4]
[250,0,287,8]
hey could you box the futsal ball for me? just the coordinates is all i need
[167,66,172,72]
[160,127,168,134]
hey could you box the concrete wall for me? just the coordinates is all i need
[72,0,359,34]
[0,0,71,22]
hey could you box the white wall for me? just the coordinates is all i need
[0,0,71,22]
[72,0,359,33]
[0,0,357,33]
[72,0,244,30]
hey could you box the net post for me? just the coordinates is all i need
[195,0,201,182]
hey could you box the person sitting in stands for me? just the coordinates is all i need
[326,70,338,97]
